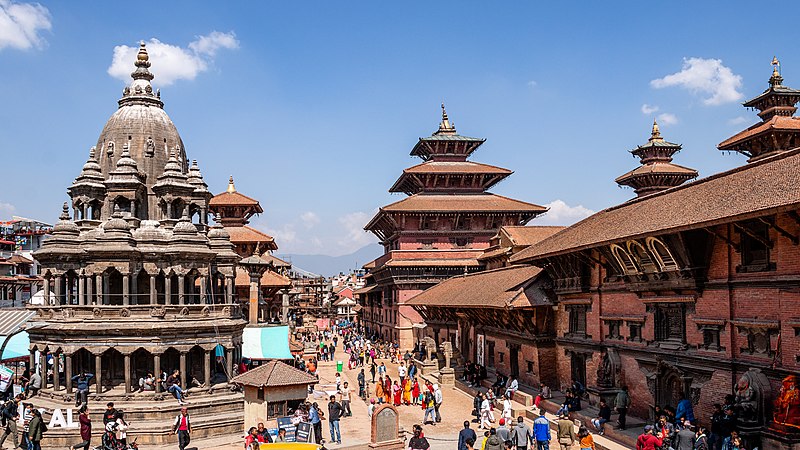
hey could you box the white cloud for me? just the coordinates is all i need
[650,57,743,106]
[0,201,16,217]
[108,31,239,86]
[264,223,298,246]
[533,200,594,226]
[0,0,51,51]
[728,116,749,126]
[300,211,320,229]
[641,104,660,115]
[657,112,678,125]
[337,211,377,252]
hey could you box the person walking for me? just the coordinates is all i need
[485,428,503,450]
[615,386,631,430]
[328,395,343,445]
[102,402,117,426]
[433,384,443,423]
[533,414,550,450]
[27,409,46,450]
[635,425,663,450]
[578,426,595,450]
[480,394,492,430]
[375,376,385,404]
[510,416,532,450]
[339,381,352,417]
[370,362,377,383]
[309,402,323,444]
[358,369,366,400]
[497,419,511,445]
[458,421,478,450]
[0,394,21,450]
[675,422,696,450]
[408,424,430,450]
[557,414,576,450]
[173,406,191,450]
[422,391,436,425]
[502,395,513,423]
[69,406,91,450]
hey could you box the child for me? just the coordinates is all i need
[335,372,341,391]
[578,426,596,450]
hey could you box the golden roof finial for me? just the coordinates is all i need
[227,175,236,193]
[650,118,662,141]
[438,102,455,133]
[770,56,783,87]
[137,41,149,62]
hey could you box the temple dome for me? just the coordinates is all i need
[94,42,187,190]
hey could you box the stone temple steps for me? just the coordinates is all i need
[31,388,244,448]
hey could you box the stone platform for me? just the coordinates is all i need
[33,384,244,448]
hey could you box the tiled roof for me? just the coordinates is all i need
[209,191,262,208]
[614,162,698,182]
[718,116,800,149]
[7,255,33,265]
[262,253,290,268]
[501,226,565,247]
[403,161,512,174]
[406,265,546,308]
[512,148,800,262]
[353,284,380,295]
[226,226,275,245]
[230,360,317,388]
[379,193,547,213]
[235,269,292,288]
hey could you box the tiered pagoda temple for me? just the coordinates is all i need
[28,43,246,445]
[362,106,546,349]
[615,120,697,196]
[209,177,291,323]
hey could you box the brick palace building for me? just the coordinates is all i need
[406,60,800,449]
[360,106,547,349]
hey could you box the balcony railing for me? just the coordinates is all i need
[28,303,242,321]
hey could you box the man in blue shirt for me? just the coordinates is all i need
[675,394,695,425]
[458,421,477,450]
[533,414,550,450]
[309,402,323,444]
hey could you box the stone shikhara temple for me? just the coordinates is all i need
[28,43,246,443]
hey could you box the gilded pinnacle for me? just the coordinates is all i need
[649,118,662,141]
[227,176,236,193]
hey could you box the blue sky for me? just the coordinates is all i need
[1,1,798,256]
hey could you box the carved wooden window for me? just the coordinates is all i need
[627,241,658,273]
[610,244,638,275]
[419,216,431,230]
[738,326,777,357]
[487,341,495,367]
[738,221,773,272]
[499,352,504,363]
[267,400,287,419]
[646,237,679,271]
[567,305,588,337]
[526,360,534,373]
[627,322,642,342]
[702,328,721,351]
[605,320,622,340]
[653,303,686,343]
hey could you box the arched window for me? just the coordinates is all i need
[610,244,638,275]
[627,240,658,273]
[646,237,679,271]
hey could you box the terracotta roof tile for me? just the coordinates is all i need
[209,191,262,208]
[235,269,292,288]
[718,116,800,149]
[403,161,512,174]
[406,265,545,308]
[501,226,565,247]
[512,148,800,262]
[226,226,275,245]
[379,193,547,213]
[7,255,33,264]
[230,360,317,387]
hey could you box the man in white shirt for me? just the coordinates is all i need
[398,362,407,382]
[433,384,443,423]
[339,382,352,417]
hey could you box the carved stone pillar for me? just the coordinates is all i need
[178,275,185,305]
[204,350,211,387]
[226,276,233,303]
[54,275,63,305]
[165,276,172,305]
[123,353,131,394]
[95,275,103,305]
[150,275,157,305]
[78,276,85,306]
[65,353,73,394]
[199,277,207,304]
[39,350,47,390]
[225,348,233,380]
[52,352,61,392]
[43,277,50,305]
[179,352,187,389]
[154,353,162,393]
[28,350,34,373]
[86,275,93,306]
[95,353,102,394]
[122,273,130,306]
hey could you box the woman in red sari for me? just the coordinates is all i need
[412,378,421,405]
[384,376,392,404]
[392,380,402,406]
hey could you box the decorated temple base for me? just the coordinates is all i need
[35,386,243,447]
[761,426,800,450]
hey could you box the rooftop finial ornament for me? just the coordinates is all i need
[227,176,236,193]
[60,202,70,221]
[437,102,455,134]
[770,56,783,87]
[650,118,662,141]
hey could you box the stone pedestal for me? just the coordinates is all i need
[586,386,620,407]
[438,367,455,388]
[370,404,404,450]
[761,425,800,450]
[417,359,439,376]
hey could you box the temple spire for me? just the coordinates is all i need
[650,119,662,142]
[227,176,236,193]
[770,56,783,87]
[436,103,456,135]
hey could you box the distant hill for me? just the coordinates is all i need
[277,243,383,277]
